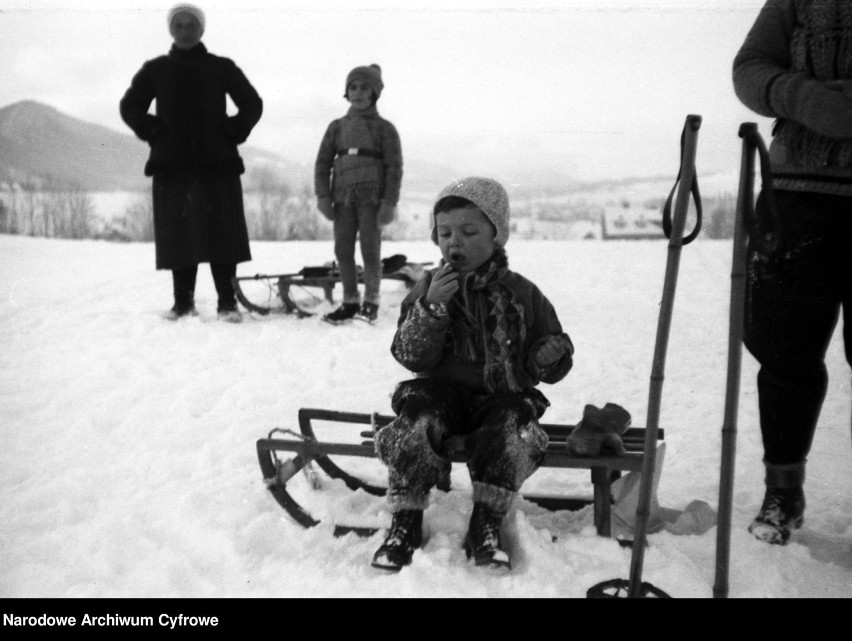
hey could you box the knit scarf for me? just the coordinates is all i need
[446,248,527,394]
[334,105,383,203]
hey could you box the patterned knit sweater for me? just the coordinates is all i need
[391,257,574,395]
[314,105,403,206]
[733,0,852,196]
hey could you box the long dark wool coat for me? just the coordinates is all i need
[120,43,263,269]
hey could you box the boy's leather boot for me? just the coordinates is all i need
[371,509,423,571]
[748,462,806,545]
[465,502,511,570]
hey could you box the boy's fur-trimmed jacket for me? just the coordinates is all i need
[391,262,574,395]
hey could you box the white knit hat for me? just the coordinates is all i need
[431,177,510,247]
[168,3,206,35]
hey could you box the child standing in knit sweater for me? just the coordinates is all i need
[314,64,403,324]
[370,177,574,572]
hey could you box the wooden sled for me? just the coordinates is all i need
[257,407,664,538]
[232,254,431,317]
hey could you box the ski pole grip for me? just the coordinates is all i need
[738,123,781,256]
[662,115,703,246]
[686,113,702,131]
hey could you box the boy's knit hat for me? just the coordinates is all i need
[431,177,510,247]
[344,64,384,100]
[168,3,206,34]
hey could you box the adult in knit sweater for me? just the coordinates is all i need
[733,0,852,545]
[314,64,403,325]
[120,4,263,323]
[370,177,574,572]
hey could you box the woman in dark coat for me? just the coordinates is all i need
[120,3,263,322]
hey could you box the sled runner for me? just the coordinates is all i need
[257,407,665,538]
[232,254,432,317]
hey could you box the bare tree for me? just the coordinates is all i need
[3,190,21,235]
[65,186,94,239]
[41,189,66,237]
[280,184,328,241]
[246,165,292,240]
[0,195,10,234]
[19,179,39,236]
[120,192,155,241]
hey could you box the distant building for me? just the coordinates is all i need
[601,203,665,240]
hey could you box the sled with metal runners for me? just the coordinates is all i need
[257,407,665,538]
[232,254,432,317]
[257,115,702,599]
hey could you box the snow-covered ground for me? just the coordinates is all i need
[1,233,850,599]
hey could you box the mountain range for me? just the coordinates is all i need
[0,100,464,195]
[0,100,736,202]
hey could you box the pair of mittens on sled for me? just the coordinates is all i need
[565,403,631,456]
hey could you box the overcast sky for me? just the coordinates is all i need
[1,0,773,184]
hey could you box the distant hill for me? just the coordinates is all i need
[0,100,462,195]
[0,100,315,192]
[0,100,150,191]
[2,100,732,200]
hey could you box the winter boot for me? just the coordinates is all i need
[355,301,379,324]
[217,301,243,323]
[322,302,360,325]
[212,263,242,322]
[465,503,511,570]
[217,308,243,323]
[165,266,198,320]
[748,462,806,545]
[164,302,198,320]
[371,509,423,571]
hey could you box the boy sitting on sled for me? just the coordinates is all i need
[372,176,575,571]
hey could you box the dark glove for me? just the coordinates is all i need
[565,403,631,457]
[148,125,165,143]
[222,117,247,144]
[317,197,334,221]
[145,116,165,143]
[377,201,397,227]
[772,74,852,138]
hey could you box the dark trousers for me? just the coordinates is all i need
[172,263,238,312]
[743,190,852,466]
[374,378,550,512]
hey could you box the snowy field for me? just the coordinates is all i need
[1,233,851,600]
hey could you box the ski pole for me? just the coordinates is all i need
[713,122,779,598]
[627,114,702,598]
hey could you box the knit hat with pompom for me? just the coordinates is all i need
[344,64,384,101]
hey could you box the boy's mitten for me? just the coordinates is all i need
[377,201,397,227]
[565,403,631,457]
[771,73,852,138]
[317,197,334,221]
